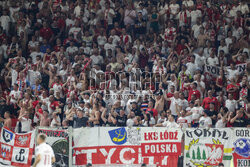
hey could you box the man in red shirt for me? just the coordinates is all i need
[40,22,54,41]
[146,101,158,120]
[202,90,218,110]
[226,78,240,100]
[188,82,201,102]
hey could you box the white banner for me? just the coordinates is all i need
[231,128,250,167]
[205,63,247,78]
[73,127,183,166]
[184,128,233,167]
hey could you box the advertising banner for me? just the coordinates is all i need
[232,128,250,167]
[0,127,35,167]
[73,127,183,166]
[184,128,233,167]
[37,128,69,167]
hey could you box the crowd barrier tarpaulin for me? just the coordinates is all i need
[37,127,71,167]
[72,127,183,166]
[184,128,233,167]
[0,127,35,167]
[232,128,250,167]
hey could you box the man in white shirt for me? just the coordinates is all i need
[9,83,21,104]
[192,18,202,39]
[187,99,204,127]
[206,52,219,66]
[168,91,181,117]
[199,110,212,128]
[186,55,198,77]
[225,93,237,113]
[226,63,239,81]
[162,114,180,128]
[33,134,55,167]
[190,7,202,26]
[28,65,41,86]
[177,110,191,128]
[17,111,32,133]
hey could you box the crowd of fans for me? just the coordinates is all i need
[0,0,249,133]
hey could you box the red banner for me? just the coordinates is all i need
[74,145,179,166]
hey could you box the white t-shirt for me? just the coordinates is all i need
[68,27,81,39]
[30,51,43,64]
[179,99,189,110]
[169,97,181,116]
[226,68,239,81]
[186,62,198,76]
[169,4,180,15]
[215,119,226,128]
[66,46,78,55]
[190,106,203,122]
[162,121,180,128]
[207,57,219,66]
[104,8,115,25]
[19,117,32,132]
[192,24,201,39]
[218,45,229,55]
[194,81,205,98]
[9,90,21,104]
[190,10,202,24]
[225,99,237,112]
[11,69,18,86]
[35,143,55,167]
[28,70,41,86]
[0,15,10,31]
[199,116,212,128]
[177,116,191,128]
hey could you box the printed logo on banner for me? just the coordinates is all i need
[186,139,224,167]
[233,138,250,158]
[11,147,29,164]
[127,127,141,145]
[14,133,31,147]
[2,129,15,145]
[0,144,12,161]
[108,128,127,145]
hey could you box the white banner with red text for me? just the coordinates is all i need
[72,127,183,166]
[0,127,35,167]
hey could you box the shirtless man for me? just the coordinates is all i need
[0,111,12,129]
[38,110,51,127]
[154,91,165,114]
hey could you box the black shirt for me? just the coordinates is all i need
[74,116,89,128]
[116,114,127,127]
[233,117,248,127]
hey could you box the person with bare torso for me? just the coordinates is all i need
[0,111,12,129]
[38,110,51,127]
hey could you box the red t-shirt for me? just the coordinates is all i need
[202,97,218,110]
[146,108,158,118]
[40,28,53,40]
[226,83,240,100]
[50,101,59,111]
[188,88,201,101]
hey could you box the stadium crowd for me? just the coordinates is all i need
[0,0,249,133]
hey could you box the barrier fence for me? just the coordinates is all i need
[0,127,249,167]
